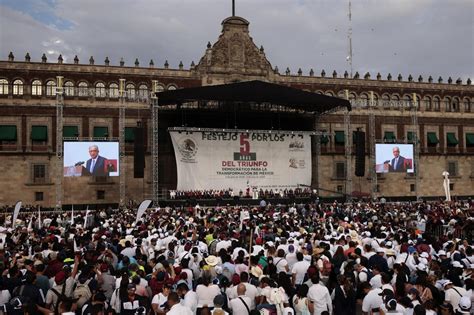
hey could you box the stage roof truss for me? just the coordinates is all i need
[155,80,351,115]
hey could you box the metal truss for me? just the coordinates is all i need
[152,96,160,205]
[55,76,64,210]
[369,92,377,199]
[344,106,352,202]
[119,79,126,208]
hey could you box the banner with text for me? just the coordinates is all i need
[170,131,312,191]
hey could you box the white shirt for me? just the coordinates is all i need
[274,257,289,274]
[229,295,253,314]
[362,288,383,315]
[307,283,332,315]
[0,290,11,305]
[227,282,258,310]
[370,274,382,289]
[151,293,167,311]
[292,261,310,285]
[167,303,193,315]
[196,284,221,307]
[182,290,198,313]
[445,286,467,312]
[120,247,136,259]
[90,157,98,173]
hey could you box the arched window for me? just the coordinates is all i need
[64,81,74,96]
[126,83,135,98]
[0,79,9,95]
[13,79,23,95]
[464,98,471,113]
[423,96,432,111]
[325,91,334,96]
[337,90,346,98]
[155,84,165,93]
[45,80,56,96]
[138,84,148,98]
[372,94,379,107]
[360,93,369,107]
[444,97,452,112]
[381,94,390,108]
[433,96,441,111]
[95,82,106,98]
[32,80,42,96]
[452,97,460,112]
[391,94,400,108]
[78,82,88,97]
[109,83,119,98]
[403,94,412,108]
[167,85,177,90]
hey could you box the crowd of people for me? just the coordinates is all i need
[168,188,314,200]
[0,199,472,315]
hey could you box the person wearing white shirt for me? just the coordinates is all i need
[444,281,468,313]
[292,252,310,287]
[229,284,253,314]
[361,283,383,315]
[177,282,198,313]
[369,266,383,289]
[151,284,171,315]
[167,291,193,315]
[196,276,221,309]
[274,249,289,274]
[227,272,258,310]
[307,273,332,315]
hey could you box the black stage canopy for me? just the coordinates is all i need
[155,80,351,114]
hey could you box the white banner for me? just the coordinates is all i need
[170,131,312,192]
[12,201,22,228]
[136,200,152,223]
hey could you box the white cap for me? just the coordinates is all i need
[420,252,429,258]
[376,248,385,254]
[416,263,427,271]
[452,261,463,268]
[438,250,447,256]
[459,296,472,311]
[443,280,453,288]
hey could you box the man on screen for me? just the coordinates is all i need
[85,145,109,176]
[387,146,407,172]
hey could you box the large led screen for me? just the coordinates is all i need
[375,143,414,173]
[64,142,119,177]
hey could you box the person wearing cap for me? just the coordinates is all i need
[45,255,79,312]
[380,294,404,315]
[457,296,472,315]
[444,281,468,313]
[167,291,193,315]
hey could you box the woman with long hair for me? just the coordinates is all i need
[333,274,356,315]
[292,284,311,315]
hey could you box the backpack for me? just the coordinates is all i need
[73,283,92,309]
[359,269,373,282]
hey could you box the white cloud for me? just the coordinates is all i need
[1,0,472,79]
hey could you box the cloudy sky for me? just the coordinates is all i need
[1,0,473,80]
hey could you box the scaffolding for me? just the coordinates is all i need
[369,91,377,199]
[119,79,126,207]
[412,93,421,201]
[55,76,64,210]
[344,90,352,201]
[151,81,160,205]
[313,115,321,191]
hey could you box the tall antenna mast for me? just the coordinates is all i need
[232,0,235,16]
[348,1,353,78]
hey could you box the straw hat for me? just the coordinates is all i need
[205,255,218,266]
